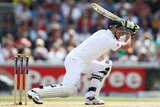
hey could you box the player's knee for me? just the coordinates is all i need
[100,60,112,75]
[91,60,112,80]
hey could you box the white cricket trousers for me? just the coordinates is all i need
[62,55,109,86]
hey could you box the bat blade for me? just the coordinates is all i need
[90,3,125,25]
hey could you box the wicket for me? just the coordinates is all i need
[14,54,29,105]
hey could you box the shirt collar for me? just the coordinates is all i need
[108,29,117,40]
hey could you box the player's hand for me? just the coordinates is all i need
[124,20,140,35]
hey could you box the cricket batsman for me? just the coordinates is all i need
[28,20,139,105]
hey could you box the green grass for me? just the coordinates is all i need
[1,95,160,102]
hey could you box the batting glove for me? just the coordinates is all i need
[124,20,140,35]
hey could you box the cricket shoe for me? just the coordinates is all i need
[85,97,105,105]
[28,90,43,104]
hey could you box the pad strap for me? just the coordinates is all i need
[88,87,97,92]
[39,85,44,89]
[91,74,103,81]
[99,67,110,75]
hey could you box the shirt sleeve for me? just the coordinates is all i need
[119,35,126,42]
[111,41,126,51]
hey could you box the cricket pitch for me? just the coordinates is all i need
[1,96,160,107]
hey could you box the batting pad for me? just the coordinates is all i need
[32,84,77,98]
[95,60,112,98]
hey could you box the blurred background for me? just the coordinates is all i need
[0,0,160,97]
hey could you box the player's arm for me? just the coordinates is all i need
[119,20,140,50]
[119,32,131,50]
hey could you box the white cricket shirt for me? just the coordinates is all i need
[68,29,125,63]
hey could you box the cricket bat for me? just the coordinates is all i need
[90,3,126,25]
